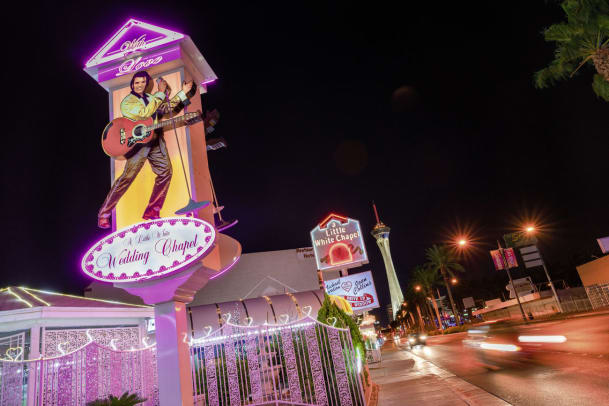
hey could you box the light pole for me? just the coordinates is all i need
[525,226,563,313]
[497,240,528,322]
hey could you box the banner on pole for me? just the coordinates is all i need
[490,248,518,270]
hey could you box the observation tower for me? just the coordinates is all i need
[370,203,403,320]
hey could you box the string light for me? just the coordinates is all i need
[6,288,32,308]
[18,287,51,306]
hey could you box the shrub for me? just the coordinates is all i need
[86,392,146,406]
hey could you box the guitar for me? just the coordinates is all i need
[101,111,201,159]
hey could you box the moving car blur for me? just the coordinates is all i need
[463,321,567,369]
[406,332,427,348]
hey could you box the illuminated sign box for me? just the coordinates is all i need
[82,217,216,283]
[310,214,368,272]
[324,271,380,313]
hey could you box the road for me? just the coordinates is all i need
[408,313,609,406]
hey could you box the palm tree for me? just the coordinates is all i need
[412,266,444,332]
[534,0,609,101]
[426,245,464,324]
[404,283,427,330]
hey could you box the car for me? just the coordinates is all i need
[406,332,427,348]
[463,322,566,369]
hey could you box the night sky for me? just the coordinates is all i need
[2,1,607,322]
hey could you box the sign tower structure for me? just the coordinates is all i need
[82,19,241,405]
[370,203,403,321]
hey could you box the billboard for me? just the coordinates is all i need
[324,271,380,313]
[310,214,368,272]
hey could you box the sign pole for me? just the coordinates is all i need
[541,259,563,313]
[498,241,527,322]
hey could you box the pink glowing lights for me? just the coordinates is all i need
[85,19,184,68]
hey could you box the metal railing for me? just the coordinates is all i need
[189,316,365,406]
[0,341,158,406]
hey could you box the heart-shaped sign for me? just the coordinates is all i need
[302,305,312,317]
[5,347,23,361]
[279,314,290,324]
[327,317,337,327]
[244,317,254,327]
[204,326,213,338]
[341,281,352,292]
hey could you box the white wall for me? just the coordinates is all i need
[190,247,339,306]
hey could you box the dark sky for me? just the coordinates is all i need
[1,1,608,319]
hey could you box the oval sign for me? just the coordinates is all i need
[81,217,216,283]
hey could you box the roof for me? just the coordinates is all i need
[0,287,150,311]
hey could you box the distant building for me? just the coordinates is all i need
[85,248,342,334]
[576,254,609,308]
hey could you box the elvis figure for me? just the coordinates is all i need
[98,70,193,229]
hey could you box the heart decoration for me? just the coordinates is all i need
[5,347,23,361]
[244,317,254,327]
[279,314,289,324]
[222,313,232,324]
[341,281,352,292]
[302,305,312,317]
[327,317,338,327]
[204,326,213,338]
[57,342,69,356]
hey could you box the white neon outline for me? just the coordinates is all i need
[302,305,312,317]
[85,18,184,68]
[310,216,369,271]
[81,217,216,283]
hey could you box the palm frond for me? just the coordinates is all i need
[592,74,609,100]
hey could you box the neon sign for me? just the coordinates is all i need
[310,214,368,271]
[95,45,181,82]
[85,19,184,68]
[81,217,215,283]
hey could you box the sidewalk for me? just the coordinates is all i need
[369,342,510,406]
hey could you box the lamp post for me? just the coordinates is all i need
[497,240,528,322]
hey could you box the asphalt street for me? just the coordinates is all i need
[409,313,609,406]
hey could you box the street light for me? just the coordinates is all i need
[525,226,535,233]
[414,285,421,292]
[451,278,457,285]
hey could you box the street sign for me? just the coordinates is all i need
[504,232,537,248]
[598,236,609,254]
[518,245,544,269]
[462,297,475,308]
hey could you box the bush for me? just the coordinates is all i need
[86,392,146,406]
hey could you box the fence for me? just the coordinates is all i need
[585,283,609,309]
[189,316,365,406]
[0,341,158,406]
